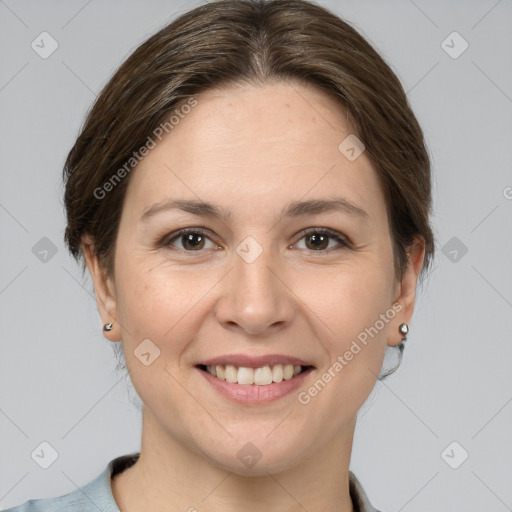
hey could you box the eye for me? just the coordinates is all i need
[293,228,350,252]
[162,228,219,251]
[160,227,350,253]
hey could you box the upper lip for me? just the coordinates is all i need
[198,354,315,368]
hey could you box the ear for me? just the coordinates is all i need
[388,237,426,346]
[82,235,120,342]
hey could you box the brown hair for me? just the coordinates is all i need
[63,0,435,280]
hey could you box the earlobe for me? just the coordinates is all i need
[388,238,425,346]
[82,236,120,341]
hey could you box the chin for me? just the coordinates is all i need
[198,431,311,477]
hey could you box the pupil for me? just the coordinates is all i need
[307,233,328,250]
[184,233,204,250]
[180,233,330,251]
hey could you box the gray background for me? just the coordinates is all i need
[1,0,511,510]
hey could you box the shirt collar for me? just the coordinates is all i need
[90,453,380,512]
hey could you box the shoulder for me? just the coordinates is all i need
[4,487,101,512]
[4,490,99,512]
[4,471,111,512]
[4,453,139,512]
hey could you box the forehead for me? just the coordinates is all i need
[123,80,387,224]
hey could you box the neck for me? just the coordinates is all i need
[112,408,356,512]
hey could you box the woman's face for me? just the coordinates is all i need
[87,80,422,475]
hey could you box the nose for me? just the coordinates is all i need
[214,245,295,336]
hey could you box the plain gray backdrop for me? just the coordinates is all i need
[1,0,511,510]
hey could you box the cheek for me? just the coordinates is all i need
[295,267,393,418]
[302,256,395,339]
[113,257,225,374]
[112,264,196,407]
[115,262,189,341]
[297,254,394,390]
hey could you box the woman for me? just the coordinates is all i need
[7,0,434,510]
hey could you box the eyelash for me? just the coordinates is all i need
[159,227,351,254]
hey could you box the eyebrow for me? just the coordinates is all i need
[139,197,369,223]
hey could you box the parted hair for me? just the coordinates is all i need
[63,0,435,280]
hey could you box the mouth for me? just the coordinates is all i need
[195,354,316,403]
[197,363,315,386]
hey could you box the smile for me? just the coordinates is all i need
[198,364,312,386]
[196,354,316,403]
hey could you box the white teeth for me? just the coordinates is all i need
[254,365,273,385]
[272,364,283,383]
[205,363,306,385]
[225,365,238,383]
[237,366,254,385]
[283,364,294,380]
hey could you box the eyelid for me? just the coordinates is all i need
[159,226,351,252]
[292,227,352,250]
[159,227,219,250]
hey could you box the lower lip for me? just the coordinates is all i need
[197,367,314,404]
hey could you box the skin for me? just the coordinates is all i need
[83,79,424,512]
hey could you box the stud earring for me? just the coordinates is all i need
[103,322,114,332]
[398,323,409,339]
